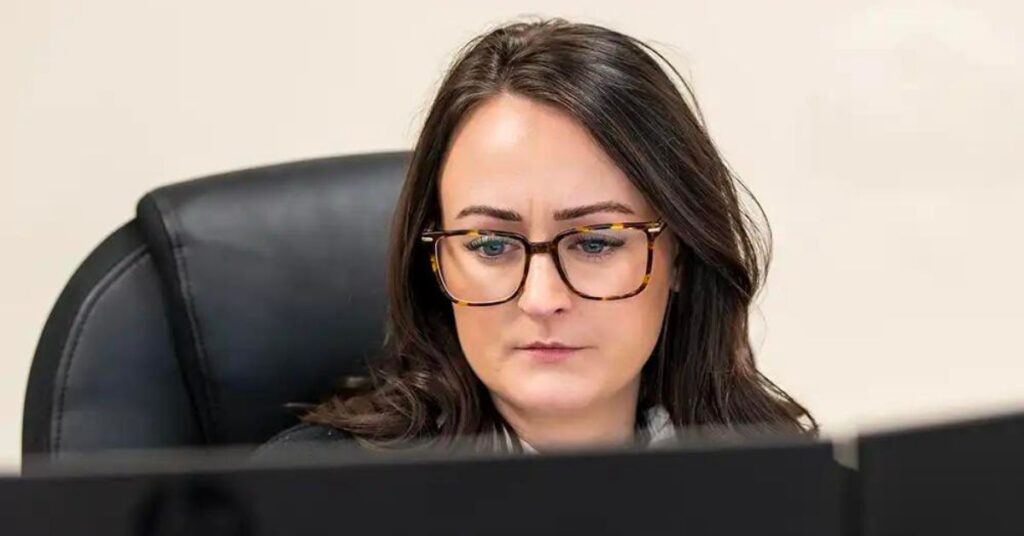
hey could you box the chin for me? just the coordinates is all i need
[502,375,602,415]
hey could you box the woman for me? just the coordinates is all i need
[259,18,816,455]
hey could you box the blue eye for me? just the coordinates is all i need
[466,236,516,258]
[567,235,624,256]
[579,239,607,254]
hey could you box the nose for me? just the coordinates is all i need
[516,253,573,316]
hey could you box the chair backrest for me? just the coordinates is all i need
[23,151,410,461]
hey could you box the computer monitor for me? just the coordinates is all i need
[858,410,1024,536]
[4,433,845,535]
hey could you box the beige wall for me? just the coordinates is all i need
[2,0,1022,469]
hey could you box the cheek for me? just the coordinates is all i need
[595,281,671,373]
[451,306,505,375]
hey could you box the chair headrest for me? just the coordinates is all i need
[136,151,410,443]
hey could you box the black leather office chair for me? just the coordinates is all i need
[23,151,410,464]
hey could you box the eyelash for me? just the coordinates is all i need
[566,235,624,255]
[465,237,518,258]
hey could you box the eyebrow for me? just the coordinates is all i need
[454,201,636,222]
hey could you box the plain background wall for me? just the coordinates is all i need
[2,0,1022,470]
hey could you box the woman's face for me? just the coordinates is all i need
[437,93,677,419]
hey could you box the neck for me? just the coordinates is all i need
[492,380,641,452]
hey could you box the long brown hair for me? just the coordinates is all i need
[302,18,817,449]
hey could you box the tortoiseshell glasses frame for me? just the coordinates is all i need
[420,220,667,306]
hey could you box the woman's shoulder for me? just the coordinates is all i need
[266,421,352,443]
[250,422,355,460]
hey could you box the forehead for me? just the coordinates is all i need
[438,94,653,221]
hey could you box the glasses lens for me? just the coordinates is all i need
[558,228,650,298]
[435,234,525,303]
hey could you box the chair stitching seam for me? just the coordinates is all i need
[53,245,148,454]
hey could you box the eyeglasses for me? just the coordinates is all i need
[420,220,667,306]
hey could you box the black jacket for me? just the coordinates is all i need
[251,422,354,460]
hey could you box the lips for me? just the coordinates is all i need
[515,341,585,363]
[517,341,582,350]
